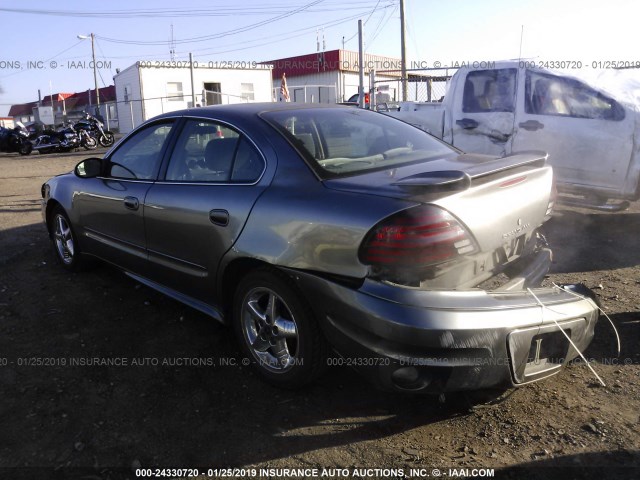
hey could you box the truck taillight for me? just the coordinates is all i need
[358,205,478,273]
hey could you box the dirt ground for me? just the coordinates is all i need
[0,150,638,480]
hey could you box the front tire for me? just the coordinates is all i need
[82,136,98,150]
[99,131,115,147]
[233,268,327,388]
[50,206,89,271]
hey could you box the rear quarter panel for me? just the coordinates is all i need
[227,139,417,279]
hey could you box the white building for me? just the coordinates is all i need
[113,62,273,133]
[267,49,404,104]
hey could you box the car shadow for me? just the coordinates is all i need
[0,223,638,470]
[1,146,110,162]
[544,208,640,273]
[0,219,46,264]
[0,226,508,469]
[497,450,640,479]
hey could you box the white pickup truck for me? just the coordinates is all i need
[387,61,640,211]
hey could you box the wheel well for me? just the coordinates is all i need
[219,258,272,320]
[44,200,63,235]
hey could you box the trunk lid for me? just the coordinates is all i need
[324,151,552,255]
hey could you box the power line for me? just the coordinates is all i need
[406,4,422,60]
[343,0,393,46]
[0,2,380,18]
[43,40,85,63]
[363,0,383,25]
[0,40,85,80]
[95,0,326,45]
[175,8,394,57]
[52,7,393,61]
[0,4,395,82]
[94,38,113,88]
[367,4,398,49]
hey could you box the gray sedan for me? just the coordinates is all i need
[41,103,599,393]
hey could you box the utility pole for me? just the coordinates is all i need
[170,24,176,61]
[358,19,365,108]
[400,0,407,101]
[91,33,100,107]
[189,53,196,107]
[78,33,100,108]
[518,25,524,60]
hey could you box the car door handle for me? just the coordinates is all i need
[209,209,229,226]
[456,118,479,129]
[518,120,544,131]
[124,196,139,210]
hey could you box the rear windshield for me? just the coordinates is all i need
[262,108,455,178]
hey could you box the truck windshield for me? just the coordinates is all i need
[262,107,456,178]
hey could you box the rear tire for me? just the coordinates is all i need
[18,140,32,155]
[50,206,90,272]
[233,268,327,388]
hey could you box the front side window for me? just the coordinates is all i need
[108,122,174,180]
[525,70,624,120]
[164,119,264,183]
[262,108,455,178]
[462,68,517,113]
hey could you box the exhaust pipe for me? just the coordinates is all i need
[33,143,57,150]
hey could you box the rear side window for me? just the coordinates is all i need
[525,70,625,120]
[164,119,264,183]
[462,68,517,113]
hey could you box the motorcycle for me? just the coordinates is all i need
[75,112,115,147]
[0,122,33,155]
[31,122,97,154]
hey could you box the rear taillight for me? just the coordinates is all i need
[358,205,478,274]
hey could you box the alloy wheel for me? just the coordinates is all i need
[53,214,75,265]
[241,287,299,372]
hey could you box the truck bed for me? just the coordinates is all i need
[386,102,445,139]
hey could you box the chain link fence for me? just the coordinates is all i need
[115,90,251,133]
[372,68,458,105]
[271,84,337,104]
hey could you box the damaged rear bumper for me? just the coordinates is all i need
[289,269,599,393]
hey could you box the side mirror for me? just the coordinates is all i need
[75,157,104,178]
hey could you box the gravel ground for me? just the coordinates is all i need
[0,150,638,480]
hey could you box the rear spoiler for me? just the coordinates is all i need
[392,151,548,192]
[459,151,548,180]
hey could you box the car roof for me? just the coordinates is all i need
[154,102,355,120]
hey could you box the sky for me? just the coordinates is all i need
[1,0,639,116]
